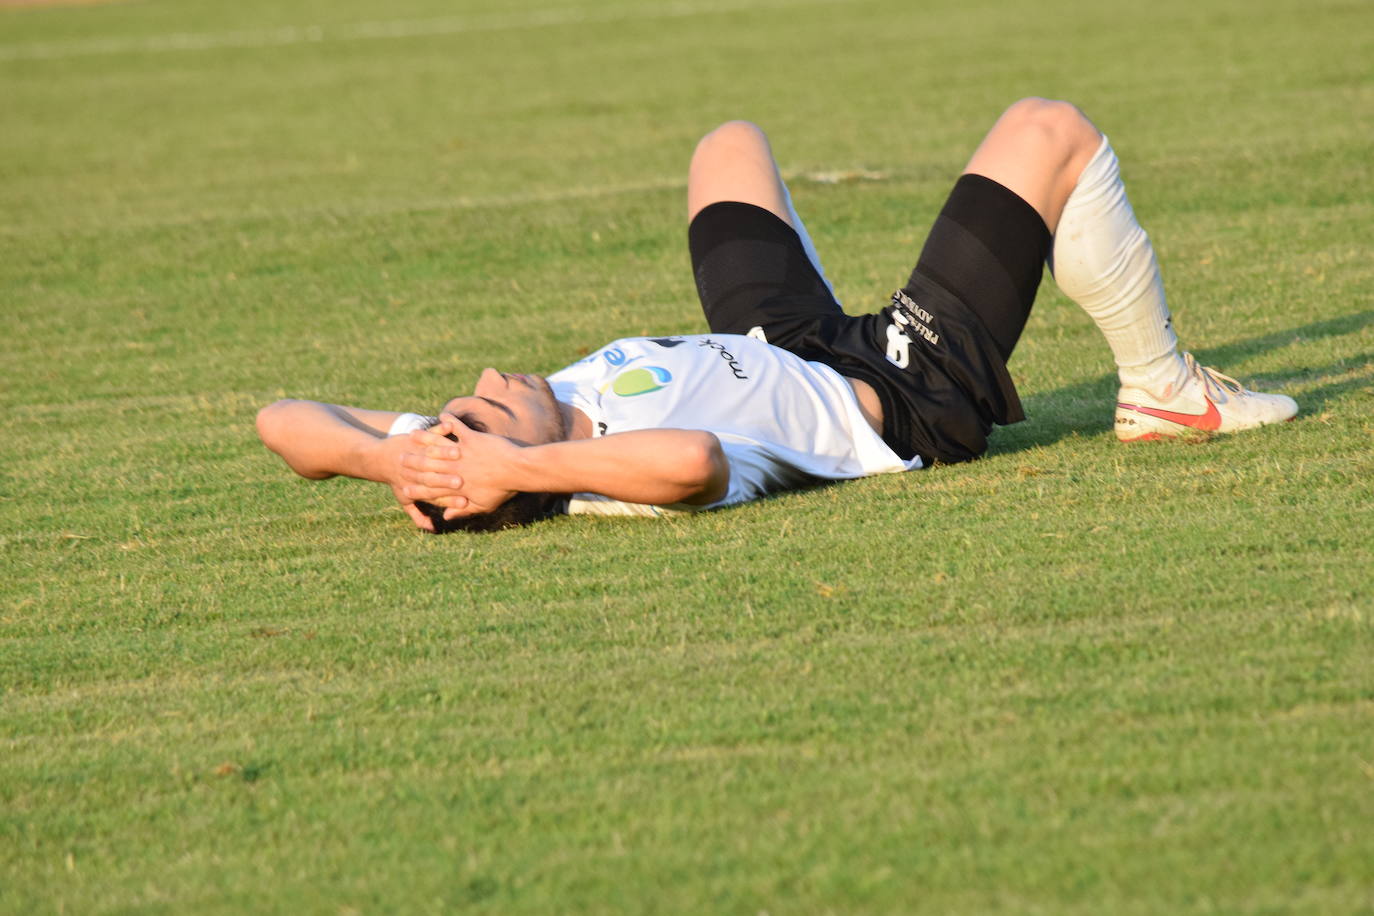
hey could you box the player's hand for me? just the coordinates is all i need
[398,414,519,517]
[368,434,438,531]
[364,434,437,532]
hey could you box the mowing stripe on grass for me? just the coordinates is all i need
[0,170,891,233]
[0,176,690,234]
[0,0,857,61]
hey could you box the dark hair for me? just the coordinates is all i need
[412,415,568,533]
[415,492,565,533]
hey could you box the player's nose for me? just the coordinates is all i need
[472,367,503,395]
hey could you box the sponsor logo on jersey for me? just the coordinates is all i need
[605,365,673,397]
[697,338,749,379]
[602,346,642,368]
[649,337,686,348]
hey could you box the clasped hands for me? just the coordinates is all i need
[392,414,520,529]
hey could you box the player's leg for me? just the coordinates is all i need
[961,97,1102,234]
[687,120,839,314]
[893,100,1077,368]
[685,123,891,438]
[966,98,1185,398]
[966,98,1296,439]
[688,120,791,223]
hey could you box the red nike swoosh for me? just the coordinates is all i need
[1117,398,1222,431]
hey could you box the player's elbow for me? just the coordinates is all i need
[255,400,294,453]
[679,432,729,505]
[256,400,327,477]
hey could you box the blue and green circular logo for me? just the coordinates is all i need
[610,366,672,396]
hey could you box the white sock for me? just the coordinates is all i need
[781,179,840,304]
[1050,137,1187,397]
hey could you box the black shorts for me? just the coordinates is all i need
[687,174,1051,464]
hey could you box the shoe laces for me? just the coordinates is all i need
[1183,351,1244,400]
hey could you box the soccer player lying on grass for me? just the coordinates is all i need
[257,98,1298,532]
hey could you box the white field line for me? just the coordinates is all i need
[1,168,885,234]
[419,174,687,215]
[0,175,692,235]
[0,0,854,62]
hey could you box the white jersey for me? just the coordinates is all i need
[546,335,921,516]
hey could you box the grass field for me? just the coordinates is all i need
[3,0,1373,911]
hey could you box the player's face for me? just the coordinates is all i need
[441,368,566,446]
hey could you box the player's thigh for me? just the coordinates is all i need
[961,97,1100,232]
[688,200,840,337]
[903,173,1052,361]
[688,120,794,226]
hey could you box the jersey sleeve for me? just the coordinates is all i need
[564,495,698,517]
[565,434,810,516]
[386,413,439,436]
[706,433,820,508]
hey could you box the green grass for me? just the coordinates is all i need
[2,0,1373,912]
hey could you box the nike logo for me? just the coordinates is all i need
[1117,398,1222,431]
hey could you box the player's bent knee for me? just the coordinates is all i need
[702,119,768,144]
[998,97,1097,155]
[693,119,771,164]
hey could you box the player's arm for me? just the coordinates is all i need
[398,416,730,515]
[256,399,437,530]
[255,399,408,479]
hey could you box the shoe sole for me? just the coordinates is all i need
[1115,413,1296,443]
[1115,404,1216,442]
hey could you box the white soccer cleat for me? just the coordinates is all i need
[1114,352,1298,442]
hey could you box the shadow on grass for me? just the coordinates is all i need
[990,309,1374,456]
